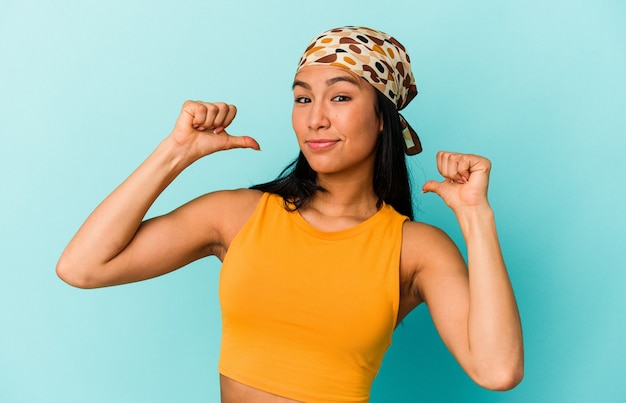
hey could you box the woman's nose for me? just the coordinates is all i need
[308,101,330,130]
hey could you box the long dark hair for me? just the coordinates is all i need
[251,90,414,220]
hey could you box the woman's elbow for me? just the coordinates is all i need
[475,363,524,391]
[56,258,98,289]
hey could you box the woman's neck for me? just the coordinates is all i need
[301,172,379,229]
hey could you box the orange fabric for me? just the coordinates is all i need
[218,193,407,402]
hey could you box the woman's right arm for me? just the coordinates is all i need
[56,101,260,289]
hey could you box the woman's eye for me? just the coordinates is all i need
[332,95,350,102]
[294,96,310,104]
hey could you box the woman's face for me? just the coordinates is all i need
[292,65,382,177]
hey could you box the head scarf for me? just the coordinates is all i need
[297,26,422,155]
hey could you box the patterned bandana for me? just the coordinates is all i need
[297,26,422,155]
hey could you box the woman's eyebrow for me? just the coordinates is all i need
[292,80,310,90]
[292,75,361,90]
[326,75,360,87]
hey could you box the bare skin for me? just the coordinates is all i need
[57,66,523,401]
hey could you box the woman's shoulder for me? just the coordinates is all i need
[192,188,265,223]
[402,220,449,241]
[401,220,462,268]
[207,188,265,207]
[181,189,264,259]
[176,187,260,213]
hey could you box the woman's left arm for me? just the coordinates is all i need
[420,151,524,390]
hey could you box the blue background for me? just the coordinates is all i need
[1,0,625,402]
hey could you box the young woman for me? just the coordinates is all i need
[57,26,523,402]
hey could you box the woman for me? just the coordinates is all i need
[57,26,523,402]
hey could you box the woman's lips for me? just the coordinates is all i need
[306,139,339,151]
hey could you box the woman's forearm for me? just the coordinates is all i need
[456,205,524,389]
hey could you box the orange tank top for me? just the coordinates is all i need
[218,193,408,402]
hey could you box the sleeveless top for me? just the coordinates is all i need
[218,192,408,402]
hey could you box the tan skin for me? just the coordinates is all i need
[57,65,523,402]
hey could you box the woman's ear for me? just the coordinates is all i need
[378,112,384,133]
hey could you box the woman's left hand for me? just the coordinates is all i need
[422,151,492,212]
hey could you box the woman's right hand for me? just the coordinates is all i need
[170,101,260,161]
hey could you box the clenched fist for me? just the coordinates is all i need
[169,101,260,162]
[422,151,492,212]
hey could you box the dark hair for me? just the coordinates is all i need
[251,90,414,220]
